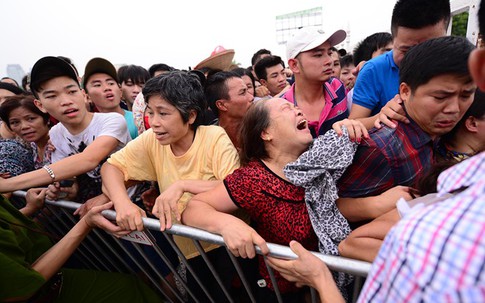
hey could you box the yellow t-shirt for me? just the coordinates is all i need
[107,125,240,258]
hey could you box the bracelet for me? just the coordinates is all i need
[43,165,56,182]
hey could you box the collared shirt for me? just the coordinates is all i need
[280,77,348,138]
[352,50,400,115]
[338,116,434,198]
[358,152,485,303]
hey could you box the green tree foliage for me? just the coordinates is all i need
[452,12,469,37]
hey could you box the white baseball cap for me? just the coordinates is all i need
[286,27,347,59]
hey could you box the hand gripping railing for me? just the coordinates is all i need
[13,190,371,303]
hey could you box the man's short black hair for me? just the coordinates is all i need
[118,65,150,85]
[251,49,272,66]
[400,36,474,92]
[254,55,285,81]
[353,32,393,65]
[340,55,354,68]
[204,71,240,117]
[148,63,175,78]
[391,0,451,36]
[232,67,256,92]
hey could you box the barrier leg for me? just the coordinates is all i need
[225,247,257,303]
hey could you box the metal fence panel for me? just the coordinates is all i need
[13,191,370,302]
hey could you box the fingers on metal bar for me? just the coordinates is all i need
[12,190,370,302]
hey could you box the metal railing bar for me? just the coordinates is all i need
[224,247,257,303]
[192,240,233,303]
[113,238,169,300]
[160,234,204,303]
[310,287,318,303]
[35,209,101,270]
[263,255,284,303]
[15,191,372,276]
[45,203,107,271]
[143,230,193,302]
[129,242,178,303]
[13,190,371,301]
[58,206,123,272]
[90,228,135,273]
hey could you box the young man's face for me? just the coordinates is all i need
[331,51,341,78]
[401,74,476,139]
[291,41,333,83]
[121,79,144,106]
[85,73,122,113]
[241,75,255,97]
[34,76,88,128]
[393,21,447,67]
[261,64,287,96]
[219,77,253,119]
[145,95,196,150]
[372,42,393,59]
[340,64,356,90]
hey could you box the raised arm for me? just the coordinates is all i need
[349,103,376,129]
[338,209,400,262]
[182,182,269,258]
[31,202,126,281]
[350,95,409,130]
[0,136,120,193]
[337,186,412,222]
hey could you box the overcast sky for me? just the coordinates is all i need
[1,0,397,79]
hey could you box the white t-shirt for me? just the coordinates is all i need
[50,112,131,180]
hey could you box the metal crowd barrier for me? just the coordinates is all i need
[13,190,371,303]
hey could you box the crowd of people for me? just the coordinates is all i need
[0,0,484,301]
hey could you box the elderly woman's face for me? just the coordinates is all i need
[264,98,313,152]
[7,106,50,143]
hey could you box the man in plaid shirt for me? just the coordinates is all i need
[337,36,476,227]
[267,1,485,301]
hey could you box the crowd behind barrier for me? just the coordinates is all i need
[13,190,371,303]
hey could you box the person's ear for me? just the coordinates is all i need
[399,82,411,102]
[464,116,478,133]
[82,89,89,102]
[188,110,197,125]
[33,98,48,113]
[288,58,299,73]
[215,99,228,112]
[260,129,272,141]
[259,79,268,87]
[469,49,485,90]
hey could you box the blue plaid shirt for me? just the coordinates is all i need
[338,116,434,198]
[358,152,485,302]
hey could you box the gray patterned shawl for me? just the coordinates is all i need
[284,128,357,255]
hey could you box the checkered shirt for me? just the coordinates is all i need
[358,152,485,302]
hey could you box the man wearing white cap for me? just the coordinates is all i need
[281,27,348,138]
